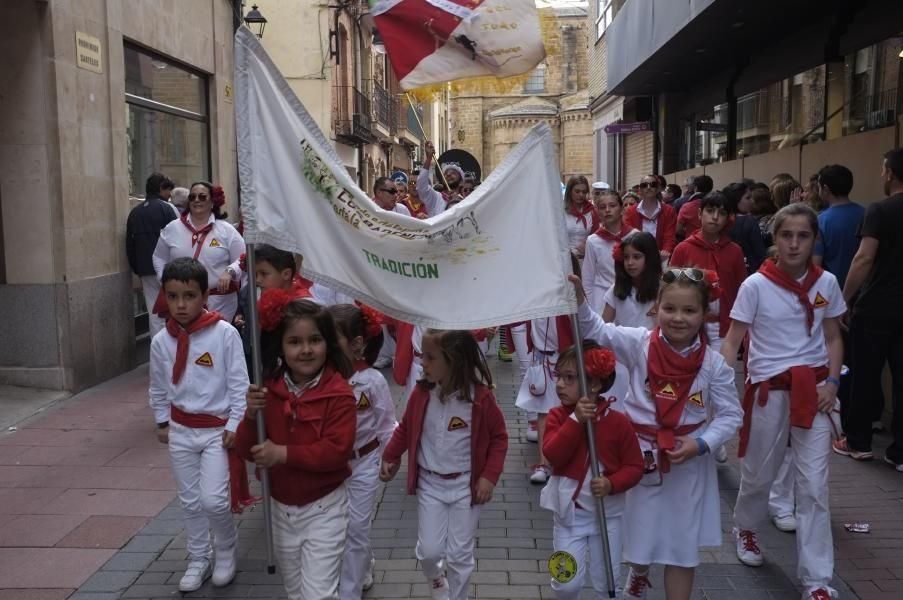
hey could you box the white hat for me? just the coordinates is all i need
[592,181,611,190]
[441,163,466,182]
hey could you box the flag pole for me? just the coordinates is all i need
[245,243,277,574]
[569,314,617,598]
[405,92,453,194]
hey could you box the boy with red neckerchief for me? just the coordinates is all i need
[149,257,249,593]
[582,190,636,314]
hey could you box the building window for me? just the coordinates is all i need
[596,0,615,40]
[842,36,902,135]
[524,64,546,93]
[124,44,210,199]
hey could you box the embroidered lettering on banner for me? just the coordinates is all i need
[356,392,371,410]
[448,416,468,431]
[689,391,704,407]
[813,292,829,308]
[209,238,222,248]
[195,352,214,367]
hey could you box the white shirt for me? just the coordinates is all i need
[417,387,472,474]
[416,167,450,217]
[152,214,245,289]
[603,286,656,330]
[582,228,637,313]
[393,203,412,217]
[564,211,595,254]
[149,319,248,431]
[636,200,662,237]
[578,302,743,453]
[730,270,846,383]
[350,367,398,449]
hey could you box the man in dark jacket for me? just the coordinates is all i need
[126,172,177,337]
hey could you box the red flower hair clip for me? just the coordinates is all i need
[584,347,617,380]
[258,288,294,332]
[612,242,624,262]
[356,302,385,339]
[703,269,722,302]
[211,185,226,207]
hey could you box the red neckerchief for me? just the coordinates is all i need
[353,360,370,373]
[758,259,824,335]
[180,213,214,257]
[646,328,706,466]
[291,277,313,298]
[594,222,632,243]
[567,202,600,232]
[166,311,223,384]
[685,232,731,271]
[266,367,354,427]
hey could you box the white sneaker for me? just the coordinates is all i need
[802,586,838,600]
[362,557,375,591]
[211,545,236,587]
[734,528,764,566]
[623,567,652,598]
[525,420,538,443]
[771,513,797,533]
[529,464,550,484]
[179,559,211,592]
[714,445,728,463]
[430,575,450,600]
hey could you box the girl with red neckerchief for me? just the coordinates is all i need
[569,269,743,600]
[563,175,599,259]
[582,190,637,314]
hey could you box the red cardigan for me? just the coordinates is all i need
[543,404,644,495]
[670,232,747,336]
[382,383,508,500]
[235,367,356,507]
[625,202,677,253]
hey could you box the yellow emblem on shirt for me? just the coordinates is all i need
[689,391,704,408]
[548,551,578,584]
[813,292,829,309]
[195,352,214,367]
[659,383,677,397]
[448,416,468,431]
[356,392,371,411]
[209,238,221,248]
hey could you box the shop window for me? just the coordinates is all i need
[124,44,210,199]
[596,0,621,41]
[842,36,902,135]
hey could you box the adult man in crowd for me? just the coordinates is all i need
[834,148,903,472]
[125,172,178,337]
[676,174,714,239]
[416,141,460,215]
[672,176,698,212]
[373,176,411,216]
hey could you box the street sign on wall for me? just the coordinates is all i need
[603,121,650,135]
[696,121,729,132]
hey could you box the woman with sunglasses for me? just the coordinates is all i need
[152,181,245,320]
[624,175,678,262]
[720,203,844,600]
[569,267,742,600]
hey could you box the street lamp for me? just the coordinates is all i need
[244,4,268,38]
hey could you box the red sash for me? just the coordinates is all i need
[758,260,823,335]
[170,405,258,513]
[645,328,706,472]
[165,311,222,384]
[738,365,828,457]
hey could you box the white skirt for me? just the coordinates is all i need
[621,453,722,568]
[515,352,560,414]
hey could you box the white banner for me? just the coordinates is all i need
[234,28,575,329]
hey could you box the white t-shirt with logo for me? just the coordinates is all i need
[730,270,846,383]
[417,387,473,474]
[603,286,657,330]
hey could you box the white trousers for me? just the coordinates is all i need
[404,356,422,401]
[340,452,380,600]
[273,485,348,600]
[140,275,166,338]
[168,423,237,561]
[510,324,536,421]
[733,390,834,588]
[768,452,795,518]
[377,325,396,365]
[551,508,621,600]
[416,472,481,600]
[207,292,238,322]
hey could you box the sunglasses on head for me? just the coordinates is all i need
[638,182,659,189]
[662,267,705,283]
[379,188,398,195]
[188,193,209,201]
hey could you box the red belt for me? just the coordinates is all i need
[171,405,227,427]
[422,468,464,480]
[352,438,379,460]
[209,281,240,296]
[738,365,828,457]
[632,422,704,474]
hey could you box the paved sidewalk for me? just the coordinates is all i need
[2,353,901,599]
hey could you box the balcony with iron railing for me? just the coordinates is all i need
[396,101,424,146]
[332,85,373,145]
[846,87,898,134]
[371,81,395,139]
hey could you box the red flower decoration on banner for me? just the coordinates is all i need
[612,242,624,262]
[239,252,247,272]
[258,288,294,332]
[357,303,385,339]
[584,347,617,380]
[211,185,226,207]
[703,269,722,302]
